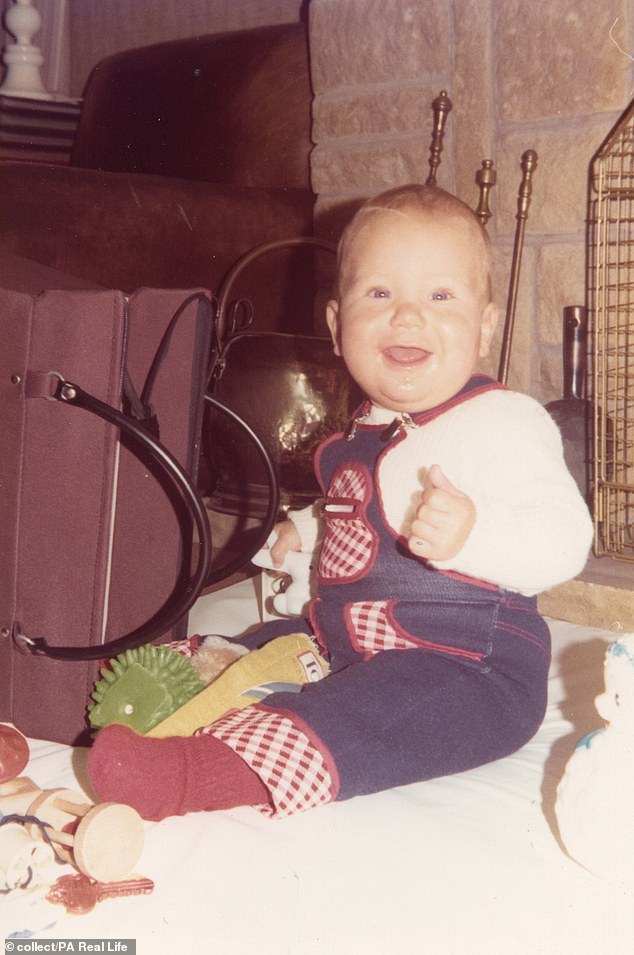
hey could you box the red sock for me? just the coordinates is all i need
[87,723,270,821]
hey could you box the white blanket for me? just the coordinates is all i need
[4,579,633,953]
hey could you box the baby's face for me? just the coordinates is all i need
[327,209,498,413]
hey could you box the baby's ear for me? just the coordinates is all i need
[479,301,499,359]
[326,300,342,356]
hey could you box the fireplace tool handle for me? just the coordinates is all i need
[497,149,538,385]
[426,90,452,186]
[475,159,497,228]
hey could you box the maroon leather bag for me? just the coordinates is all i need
[0,286,212,744]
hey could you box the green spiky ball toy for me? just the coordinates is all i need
[88,644,204,734]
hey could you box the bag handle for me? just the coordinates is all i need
[214,236,336,347]
[203,393,280,587]
[16,374,212,662]
[141,292,216,426]
[203,238,332,572]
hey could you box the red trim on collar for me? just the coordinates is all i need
[410,376,508,427]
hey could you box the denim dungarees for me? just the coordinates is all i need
[233,376,551,805]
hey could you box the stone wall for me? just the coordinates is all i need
[308,0,634,400]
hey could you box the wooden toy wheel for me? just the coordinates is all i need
[73,802,144,883]
[26,788,91,864]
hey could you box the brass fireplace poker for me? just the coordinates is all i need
[497,148,538,385]
[424,89,536,387]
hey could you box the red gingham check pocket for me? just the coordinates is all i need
[319,463,376,582]
[347,601,421,655]
[347,600,494,666]
[319,518,375,580]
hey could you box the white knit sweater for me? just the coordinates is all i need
[290,389,593,597]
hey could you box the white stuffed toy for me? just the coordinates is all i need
[555,633,634,881]
[251,531,313,617]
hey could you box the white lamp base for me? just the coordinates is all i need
[1,0,51,101]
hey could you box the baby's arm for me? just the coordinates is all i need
[408,464,476,561]
[261,500,323,567]
[423,393,593,594]
[381,390,593,595]
[268,519,301,566]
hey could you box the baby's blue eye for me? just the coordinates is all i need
[431,290,451,301]
[369,287,390,299]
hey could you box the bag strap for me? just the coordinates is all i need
[16,373,212,662]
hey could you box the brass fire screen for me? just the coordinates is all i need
[588,99,634,558]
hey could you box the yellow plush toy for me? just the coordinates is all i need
[147,633,329,737]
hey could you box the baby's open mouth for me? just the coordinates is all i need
[383,346,430,365]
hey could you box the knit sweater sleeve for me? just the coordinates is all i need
[379,390,593,596]
[428,391,593,594]
[287,502,323,554]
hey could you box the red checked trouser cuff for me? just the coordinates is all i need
[196,705,339,817]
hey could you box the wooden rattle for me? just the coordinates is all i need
[26,788,144,883]
[0,776,41,816]
[0,819,55,891]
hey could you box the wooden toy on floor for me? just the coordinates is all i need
[0,775,40,816]
[0,817,55,892]
[25,788,145,883]
[0,723,146,892]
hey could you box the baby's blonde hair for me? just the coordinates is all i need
[336,184,493,302]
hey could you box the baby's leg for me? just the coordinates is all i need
[204,608,550,814]
[259,642,548,805]
[88,725,270,820]
[87,618,317,820]
[89,606,548,819]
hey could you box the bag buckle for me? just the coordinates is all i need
[11,623,40,656]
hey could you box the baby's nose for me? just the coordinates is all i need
[391,300,426,326]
